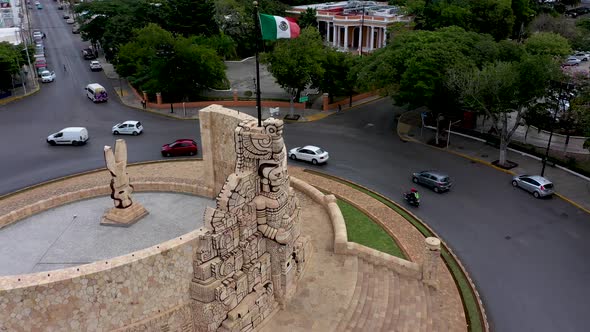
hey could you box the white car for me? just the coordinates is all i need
[573,52,590,61]
[89,60,102,71]
[66,18,75,24]
[40,70,56,83]
[288,145,329,165]
[563,56,581,66]
[112,120,144,135]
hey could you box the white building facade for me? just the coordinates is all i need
[287,1,412,54]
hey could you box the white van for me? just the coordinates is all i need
[47,127,89,146]
[85,83,108,102]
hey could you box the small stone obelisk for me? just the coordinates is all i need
[101,139,148,227]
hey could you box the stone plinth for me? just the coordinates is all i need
[101,203,148,227]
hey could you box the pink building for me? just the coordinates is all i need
[287,1,412,54]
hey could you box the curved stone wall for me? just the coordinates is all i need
[0,226,203,331]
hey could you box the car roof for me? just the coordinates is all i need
[519,175,552,184]
[420,170,449,177]
[301,145,322,151]
[61,127,87,131]
[122,120,139,125]
[174,139,195,143]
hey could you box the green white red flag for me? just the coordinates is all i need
[258,13,300,40]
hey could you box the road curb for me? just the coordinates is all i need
[0,86,41,107]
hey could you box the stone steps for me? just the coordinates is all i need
[335,258,436,332]
[335,258,366,331]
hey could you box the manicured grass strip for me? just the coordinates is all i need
[306,170,484,332]
[337,199,406,259]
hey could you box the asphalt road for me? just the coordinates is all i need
[0,3,588,332]
[283,100,590,332]
[0,1,202,194]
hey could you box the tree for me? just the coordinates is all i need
[410,0,515,40]
[298,8,317,30]
[524,32,571,57]
[0,42,25,91]
[447,55,560,166]
[160,0,219,37]
[262,27,325,100]
[116,24,227,101]
[312,48,355,103]
[356,27,495,114]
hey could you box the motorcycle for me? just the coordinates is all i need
[403,192,420,207]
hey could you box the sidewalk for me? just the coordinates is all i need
[409,127,590,214]
[100,56,382,122]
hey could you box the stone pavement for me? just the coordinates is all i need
[408,127,590,214]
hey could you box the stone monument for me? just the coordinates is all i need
[101,139,148,226]
[190,118,310,331]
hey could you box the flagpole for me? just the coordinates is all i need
[253,1,262,127]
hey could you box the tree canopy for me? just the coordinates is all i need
[116,24,227,101]
[261,27,325,99]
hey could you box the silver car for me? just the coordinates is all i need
[511,175,554,198]
[412,170,452,193]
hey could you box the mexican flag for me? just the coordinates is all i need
[259,13,300,40]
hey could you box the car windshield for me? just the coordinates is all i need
[439,177,450,183]
[315,148,325,154]
[544,183,554,189]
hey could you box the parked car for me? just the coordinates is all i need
[57,4,63,9]
[36,3,42,9]
[32,31,43,39]
[66,18,75,24]
[72,24,80,34]
[511,175,554,198]
[161,139,198,157]
[82,48,96,60]
[112,121,143,136]
[36,66,47,75]
[412,170,452,193]
[573,52,590,61]
[47,127,89,146]
[288,145,329,165]
[40,70,56,83]
[563,56,581,66]
[89,60,102,71]
[63,13,70,19]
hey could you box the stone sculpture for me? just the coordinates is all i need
[190,118,310,331]
[101,139,148,227]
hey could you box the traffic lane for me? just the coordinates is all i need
[0,112,201,196]
[285,120,590,331]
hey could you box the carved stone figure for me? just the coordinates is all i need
[105,139,133,208]
[101,139,148,227]
[190,118,310,331]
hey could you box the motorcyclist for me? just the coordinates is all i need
[408,188,420,202]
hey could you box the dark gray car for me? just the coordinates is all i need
[412,170,452,193]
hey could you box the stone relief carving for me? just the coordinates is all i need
[191,118,310,331]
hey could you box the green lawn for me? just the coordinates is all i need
[337,199,406,259]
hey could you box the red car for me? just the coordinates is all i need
[161,139,198,157]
